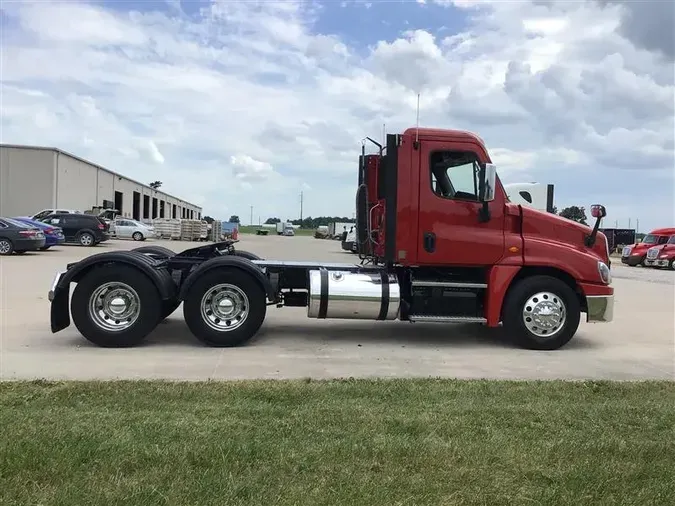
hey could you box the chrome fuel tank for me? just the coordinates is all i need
[307,270,400,320]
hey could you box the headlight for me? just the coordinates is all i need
[598,261,611,284]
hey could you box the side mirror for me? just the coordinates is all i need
[590,204,606,219]
[479,163,497,202]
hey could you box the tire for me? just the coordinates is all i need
[183,268,266,347]
[669,259,675,270]
[132,232,144,241]
[0,238,13,256]
[502,275,581,351]
[40,246,51,251]
[78,232,95,247]
[132,245,176,259]
[70,264,161,347]
[232,250,262,261]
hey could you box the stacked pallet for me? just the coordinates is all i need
[210,220,223,241]
[153,218,181,239]
[199,221,208,241]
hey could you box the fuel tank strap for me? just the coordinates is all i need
[318,269,329,319]
[377,271,390,320]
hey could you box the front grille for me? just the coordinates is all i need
[647,248,659,259]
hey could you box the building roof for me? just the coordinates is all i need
[0,143,201,210]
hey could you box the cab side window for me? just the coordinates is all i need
[430,151,480,202]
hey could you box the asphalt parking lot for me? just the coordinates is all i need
[1,235,673,381]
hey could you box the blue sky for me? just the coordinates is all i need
[1,0,673,230]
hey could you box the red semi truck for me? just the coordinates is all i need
[47,127,614,351]
[644,235,675,269]
[621,228,675,267]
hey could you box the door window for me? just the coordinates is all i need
[430,151,480,201]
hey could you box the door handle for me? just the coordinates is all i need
[423,232,436,253]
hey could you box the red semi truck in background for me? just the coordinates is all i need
[644,235,675,269]
[621,228,675,267]
[47,127,614,351]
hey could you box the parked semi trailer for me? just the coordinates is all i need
[47,127,614,351]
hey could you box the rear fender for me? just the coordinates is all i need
[50,251,176,333]
[178,256,276,302]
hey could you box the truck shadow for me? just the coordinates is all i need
[140,319,598,351]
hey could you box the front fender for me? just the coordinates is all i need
[178,256,277,302]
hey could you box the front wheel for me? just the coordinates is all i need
[183,269,267,347]
[502,275,581,351]
[71,264,161,347]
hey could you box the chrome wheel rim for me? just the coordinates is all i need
[88,282,141,332]
[133,233,142,240]
[0,240,10,254]
[522,291,566,338]
[200,283,248,332]
[81,234,93,246]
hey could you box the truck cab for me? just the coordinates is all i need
[354,128,612,344]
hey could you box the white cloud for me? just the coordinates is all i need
[1,0,673,231]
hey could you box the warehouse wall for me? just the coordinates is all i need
[1,145,202,219]
[55,152,98,211]
[0,147,55,216]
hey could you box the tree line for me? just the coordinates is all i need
[264,217,355,228]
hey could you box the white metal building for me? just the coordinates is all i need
[0,144,202,221]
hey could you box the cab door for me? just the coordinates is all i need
[416,140,505,266]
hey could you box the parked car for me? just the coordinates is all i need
[111,218,156,241]
[40,213,109,247]
[13,216,65,250]
[0,217,46,255]
[644,236,675,269]
[32,208,82,221]
[621,228,675,266]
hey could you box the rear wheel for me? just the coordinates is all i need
[132,232,144,241]
[0,239,13,255]
[71,264,161,347]
[183,269,266,347]
[502,275,580,351]
[78,232,95,247]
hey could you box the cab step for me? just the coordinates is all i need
[408,315,487,324]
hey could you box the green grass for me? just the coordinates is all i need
[238,225,315,236]
[2,379,674,506]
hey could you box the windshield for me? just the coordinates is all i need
[641,235,658,244]
[668,236,675,245]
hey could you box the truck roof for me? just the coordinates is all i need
[402,127,486,147]
[648,228,675,235]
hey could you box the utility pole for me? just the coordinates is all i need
[250,205,253,226]
[299,191,303,225]
[636,218,639,233]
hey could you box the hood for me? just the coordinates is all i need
[520,205,608,263]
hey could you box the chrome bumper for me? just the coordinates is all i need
[586,295,614,323]
[48,271,65,302]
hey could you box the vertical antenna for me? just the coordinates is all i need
[415,93,420,143]
[382,123,385,148]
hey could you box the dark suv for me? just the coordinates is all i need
[41,213,110,247]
